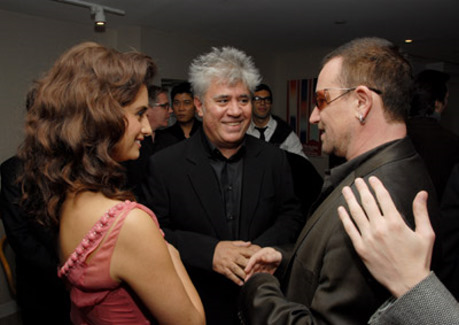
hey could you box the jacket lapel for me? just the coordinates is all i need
[292,171,355,253]
[239,139,264,239]
[289,137,416,266]
[185,135,229,238]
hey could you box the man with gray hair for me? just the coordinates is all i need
[141,47,303,324]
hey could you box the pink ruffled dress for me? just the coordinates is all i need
[58,201,163,324]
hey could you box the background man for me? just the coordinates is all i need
[246,83,323,218]
[124,85,172,199]
[247,83,306,158]
[146,86,172,137]
[141,47,304,324]
[239,37,441,324]
[407,69,459,201]
[153,81,202,152]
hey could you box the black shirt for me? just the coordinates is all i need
[201,130,245,239]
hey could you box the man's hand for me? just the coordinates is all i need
[338,176,434,298]
[244,247,282,281]
[213,241,261,286]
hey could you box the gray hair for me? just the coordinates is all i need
[189,47,261,99]
[147,85,168,107]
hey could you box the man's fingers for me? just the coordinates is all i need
[245,250,264,273]
[232,241,251,247]
[234,254,249,268]
[412,190,435,240]
[341,185,369,229]
[244,248,280,273]
[227,264,245,286]
[248,244,262,253]
[368,176,399,220]
[355,178,381,222]
[338,206,364,249]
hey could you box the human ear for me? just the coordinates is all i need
[353,86,373,123]
[194,97,204,117]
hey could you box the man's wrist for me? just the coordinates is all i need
[391,270,431,298]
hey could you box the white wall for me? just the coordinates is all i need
[251,48,335,174]
[140,27,224,82]
[0,10,237,164]
[0,9,120,164]
[2,9,458,173]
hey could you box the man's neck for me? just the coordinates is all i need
[180,119,195,138]
[346,121,407,161]
[219,145,243,159]
[252,115,270,128]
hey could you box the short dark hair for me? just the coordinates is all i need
[171,81,193,101]
[254,84,273,101]
[410,69,450,117]
[322,37,413,122]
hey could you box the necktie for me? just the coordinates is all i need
[255,127,267,141]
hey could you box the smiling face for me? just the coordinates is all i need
[195,81,252,156]
[252,89,272,120]
[112,85,151,162]
[309,57,355,158]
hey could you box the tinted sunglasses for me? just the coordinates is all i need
[313,87,382,110]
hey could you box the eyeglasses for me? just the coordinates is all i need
[253,96,272,104]
[313,87,382,110]
[153,102,170,109]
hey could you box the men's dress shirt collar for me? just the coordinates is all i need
[170,117,202,140]
[323,139,401,190]
[309,139,401,215]
[247,115,277,141]
[200,127,247,162]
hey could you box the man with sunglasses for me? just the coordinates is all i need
[239,37,441,325]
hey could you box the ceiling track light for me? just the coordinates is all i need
[92,5,106,26]
[53,0,125,31]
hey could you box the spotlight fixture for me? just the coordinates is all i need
[53,0,125,30]
[92,5,106,26]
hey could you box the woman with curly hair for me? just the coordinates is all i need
[18,42,204,325]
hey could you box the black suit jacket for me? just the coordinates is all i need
[407,116,459,200]
[0,156,70,324]
[153,118,202,154]
[439,163,459,299]
[239,138,441,325]
[141,131,304,324]
[123,136,156,200]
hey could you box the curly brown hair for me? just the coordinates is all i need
[17,42,156,229]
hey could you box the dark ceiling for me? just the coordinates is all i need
[1,0,459,69]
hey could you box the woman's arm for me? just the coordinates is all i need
[111,208,205,324]
[167,242,205,315]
